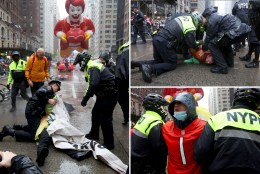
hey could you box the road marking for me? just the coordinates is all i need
[72,84,77,99]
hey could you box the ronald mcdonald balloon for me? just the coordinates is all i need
[54,0,95,57]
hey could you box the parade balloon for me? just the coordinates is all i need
[196,106,212,121]
[54,0,95,58]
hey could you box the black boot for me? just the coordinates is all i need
[245,60,259,68]
[36,147,49,166]
[131,61,141,71]
[1,125,15,138]
[103,143,115,150]
[239,55,251,62]
[210,66,228,74]
[141,64,153,83]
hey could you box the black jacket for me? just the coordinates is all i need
[25,85,55,117]
[131,123,167,174]
[204,12,251,46]
[158,17,197,51]
[83,67,116,102]
[115,48,129,89]
[0,155,42,174]
[194,109,260,174]
[133,11,145,26]
[232,0,249,24]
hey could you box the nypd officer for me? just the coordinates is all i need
[74,52,117,150]
[194,88,260,174]
[131,93,168,174]
[131,11,203,83]
[202,7,251,74]
[7,51,29,112]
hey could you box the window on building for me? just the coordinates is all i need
[105,40,110,43]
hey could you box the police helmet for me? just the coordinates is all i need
[99,52,110,63]
[232,88,260,110]
[48,80,61,91]
[142,93,169,119]
[191,11,203,28]
[11,51,20,57]
[168,92,197,117]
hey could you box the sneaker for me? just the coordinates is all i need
[9,107,16,112]
[2,125,15,137]
[245,61,259,68]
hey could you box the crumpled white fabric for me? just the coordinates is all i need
[47,96,128,174]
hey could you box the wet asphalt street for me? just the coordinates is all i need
[0,67,129,173]
[131,39,260,86]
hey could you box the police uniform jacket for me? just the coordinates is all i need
[25,86,55,117]
[131,111,167,173]
[232,0,249,24]
[194,108,260,174]
[204,12,251,46]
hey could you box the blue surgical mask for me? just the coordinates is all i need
[173,111,187,121]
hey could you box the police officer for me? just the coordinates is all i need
[115,42,129,125]
[232,0,250,51]
[131,93,168,174]
[7,51,29,112]
[248,0,260,39]
[0,80,60,143]
[132,7,146,44]
[202,7,251,74]
[99,52,116,74]
[131,12,203,83]
[194,88,260,174]
[74,52,117,150]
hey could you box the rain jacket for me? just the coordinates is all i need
[7,59,26,85]
[162,119,206,174]
[25,53,49,82]
[0,155,42,174]
[194,108,260,174]
[131,111,168,174]
[157,16,197,51]
[163,92,206,174]
[203,9,251,46]
[232,0,249,24]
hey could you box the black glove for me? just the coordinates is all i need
[6,84,10,90]
[81,97,88,107]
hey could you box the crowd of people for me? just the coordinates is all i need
[131,0,260,83]
[131,88,260,174]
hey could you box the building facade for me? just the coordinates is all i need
[90,0,118,57]
[0,0,40,59]
[116,0,129,48]
[208,88,235,115]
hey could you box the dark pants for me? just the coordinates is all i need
[117,86,129,122]
[89,94,117,147]
[15,113,41,142]
[11,81,29,107]
[133,25,146,43]
[31,82,44,96]
[209,34,247,68]
[136,35,177,75]
[248,42,260,60]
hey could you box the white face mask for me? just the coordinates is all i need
[69,5,83,22]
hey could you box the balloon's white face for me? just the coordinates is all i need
[69,4,83,22]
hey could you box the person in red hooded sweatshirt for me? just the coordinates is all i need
[162,92,206,174]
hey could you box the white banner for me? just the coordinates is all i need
[47,96,128,174]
